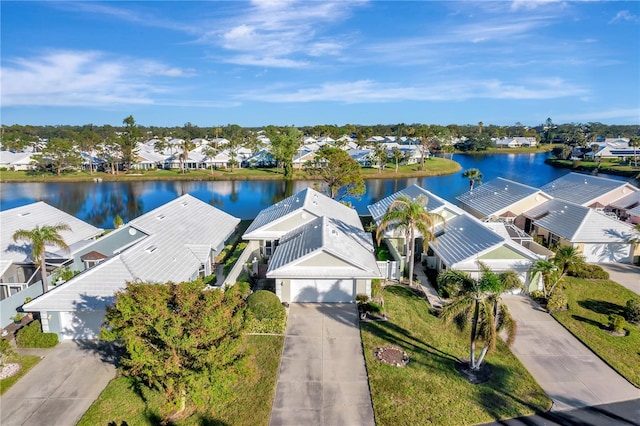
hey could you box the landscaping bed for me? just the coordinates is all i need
[78,335,283,426]
[551,277,640,387]
[360,286,551,425]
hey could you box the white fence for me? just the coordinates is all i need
[377,260,400,281]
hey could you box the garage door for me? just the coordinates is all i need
[290,279,355,303]
[59,310,106,340]
[583,243,631,263]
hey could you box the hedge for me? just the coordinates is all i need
[245,290,286,334]
[16,320,58,348]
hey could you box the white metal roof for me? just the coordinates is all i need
[456,177,548,218]
[24,195,240,312]
[540,173,638,206]
[1,202,103,263]
[367,184,449,223]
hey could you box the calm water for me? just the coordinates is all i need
[1,153,635,228]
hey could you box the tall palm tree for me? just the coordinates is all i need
[12,223,71,293]
[529,246,585,297]
[376,194,445,286]
[529,259,558,298]
[462,168,483,191]
[440,263,519,371]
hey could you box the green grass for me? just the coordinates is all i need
[1,157,461,183]
[361,286,551,425]
[78,335,283,426]
[552,277,640,387]
[544,158,639,178]
[0,354,42,395]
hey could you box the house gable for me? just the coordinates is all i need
[478,245,527,260]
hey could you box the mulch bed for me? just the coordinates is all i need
[455,360,493,384]
[374,345,410,367]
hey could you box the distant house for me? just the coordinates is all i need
[243,187,380,303]
[242,148,276,168]
[494,137,537,148]
[23,195,240,339]
[0,151,36,171]
[522,199,638,263]
[1,202,103,327]
[347,149,375,168]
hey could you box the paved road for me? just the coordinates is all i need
[503,294,640,412]
[269,303,375,426]
[0,341,116,426]
[598,263,640,295]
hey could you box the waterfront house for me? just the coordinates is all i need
[23,195,240,339]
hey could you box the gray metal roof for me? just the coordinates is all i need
[1,201,103,263]
[367,184,446,223]
[244,187,362,239]
[266,216,381,279]
[540,172,638,206]
[430,214,505,267]
[25,195,240,312]
[456,177,546,217]
[523,199,635,242]
[608,191,640,210]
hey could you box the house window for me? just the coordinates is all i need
[549,234,559,247]
[84,259,105,269]
[264,240,279,257]
[199,263,206,277]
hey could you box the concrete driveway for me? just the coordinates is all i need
[503,294,640,412]
[269,303,375,426]
[0,340,116,426]
[597,263,639,294]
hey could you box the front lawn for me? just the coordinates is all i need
[552,277,640,387]
[361,286,551,425]
[78,335,283,425]
[0,354,42,395]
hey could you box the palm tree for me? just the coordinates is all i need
[376,194,445,286]
[529,246,585,297]
[462,168,483,191]
[529,259,558,298]
[178,136,196,174]
[440,263,519,371]
[202,144,219,175]
[12,223,71,293]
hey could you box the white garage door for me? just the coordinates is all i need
[290,279,355,303]
[59,310,105,340]
[583,243,631,263]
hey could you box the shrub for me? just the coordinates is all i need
[356,294,370,304]
[0,338,14,366]
[371,279,383,299]
[246,291,285,321]
[16,320,58,348]
[235,281,251,297]
[608,314,626,333]
[203,274,217,286]
[529,290,545,301]
[364,301,383,314]
[567,264,609,279]
[624,298,640,323]
[547,288,568,312]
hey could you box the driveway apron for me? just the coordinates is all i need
[503,294,640,412]
[269,303,375,426]
[0,341,116,426]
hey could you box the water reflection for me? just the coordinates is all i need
[1,153,636,228]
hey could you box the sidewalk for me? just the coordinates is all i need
[502,294,640,412]
[413,261,444,309]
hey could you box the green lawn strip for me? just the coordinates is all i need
[0,354,42,395]
[78,335,283,426]
[544,159,639,178]
[551,277,640,387]
[361,286,551,426]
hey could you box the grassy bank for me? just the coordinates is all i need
[544,158,640,179]
[0,354,42,395]
[552,277,640,387]
[78,334,283,426]
[361,286,551,425]
[0,157,460,183]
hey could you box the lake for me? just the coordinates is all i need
[1,152,635,228]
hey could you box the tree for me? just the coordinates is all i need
[310,146,365,201]
[374,145,387,173]
[12,223,71,293]
[462,168,483,191]
[177,134,196,174]
[202,143,219,175]
[529,246,585,298]
[391,147,403,173]
[34,138,83,176]
[267,126,301,179]
[101,280,246,420]
[78,129,100,175]
[376,195,444,287]
[630,136,640,168]
[440,263,519,371]
[119,115,140,171]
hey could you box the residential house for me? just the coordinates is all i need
[494,137,537,148]
[521,199,639,263]
[243,187,380,303]
[1,202,103,327]
[23,195,240,339]
[0,151,36,171]
[608,191,640,224]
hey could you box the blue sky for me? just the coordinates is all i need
[1,1,639,128]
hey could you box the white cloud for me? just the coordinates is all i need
[557,108,640,122]
[609,10,639,24]
[510,0,563,12]
[236,77,587,103]
[0,50,192,107]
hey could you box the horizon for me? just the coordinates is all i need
[2,1,639,128]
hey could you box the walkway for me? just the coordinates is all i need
[0,340,116,426]
[269,304,375,426]
[502,294,640,412]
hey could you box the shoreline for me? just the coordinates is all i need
[544,158,640,179]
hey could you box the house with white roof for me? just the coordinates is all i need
[540,173,638,211]
[494,137,537,148]
[522,199,639,263]
[0,151,36,171]
[243,187,380,303]
[23,195,240,339]
[369,185,546,290]
[456,177,553,226]
[1,202,103,327]
[608,191,640,224]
